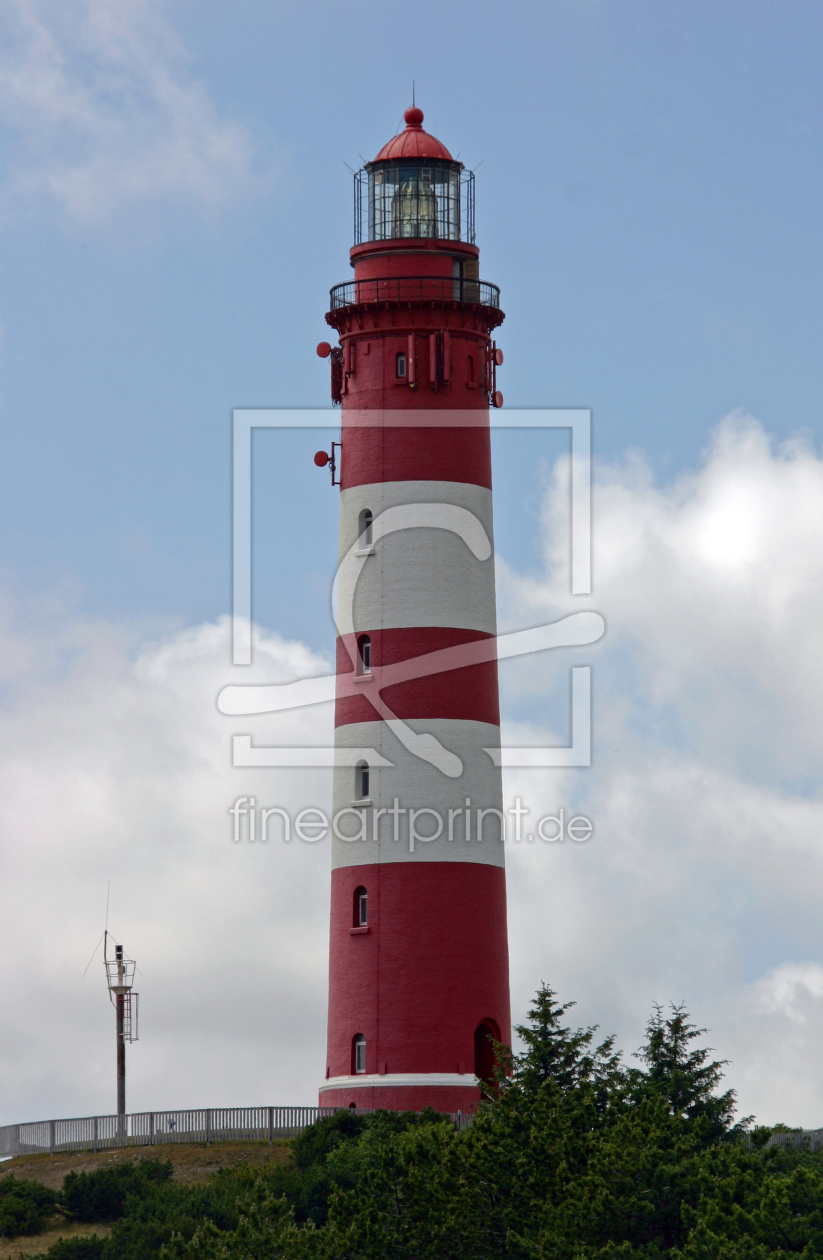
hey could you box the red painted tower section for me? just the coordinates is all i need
[319,107,510,1112]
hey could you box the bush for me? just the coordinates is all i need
[290,1108,366,1172]
[62,1161,173,1224]
[0,1175,60,1237]
[106,1216,184,1260]
[34,1235,107,1260]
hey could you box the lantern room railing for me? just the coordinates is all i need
[329,275,501,311]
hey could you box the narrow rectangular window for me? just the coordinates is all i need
[353,885,367,927]
[357,635,371,675]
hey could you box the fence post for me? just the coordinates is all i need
[93,1116,98,1154]
[268,1107,273,1146]
[49,1119,55,1155]
[149,1112,154,1147]
[205,1109,211,1147]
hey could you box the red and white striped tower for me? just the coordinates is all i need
[318,107,510,1112]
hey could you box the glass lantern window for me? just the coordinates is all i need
[358,161,474,244]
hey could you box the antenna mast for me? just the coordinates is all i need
[103,931,138,1123]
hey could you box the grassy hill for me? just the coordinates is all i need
[0,1142,290,1260]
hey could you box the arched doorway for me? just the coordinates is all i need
[474,1019,501,1085]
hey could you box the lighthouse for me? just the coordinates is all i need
[317,106,511,1112]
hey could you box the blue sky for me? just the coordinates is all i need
[1,0,823,1127]
[2,0,821,638]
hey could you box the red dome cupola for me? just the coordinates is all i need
[372,105,455,163]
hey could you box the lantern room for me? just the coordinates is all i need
[354,106,475,245]
[323,103,504,410]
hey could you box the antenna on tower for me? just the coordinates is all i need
[81,883,110,977]
[412,80,415,107]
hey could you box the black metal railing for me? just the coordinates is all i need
[329,276,501,311]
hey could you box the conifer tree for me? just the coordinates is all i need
[635,1001,737,1136]
[509,981,623,1099]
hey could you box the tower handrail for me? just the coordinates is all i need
[329,276,501,311]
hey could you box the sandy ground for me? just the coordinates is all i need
[0,1141,293,1257]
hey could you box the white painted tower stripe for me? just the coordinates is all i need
[320,1073,480,1092]
[332,718,504,869]
[337,480,498,635]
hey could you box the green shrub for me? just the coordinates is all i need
[0,1175,60,1237]
[34,1235,107,1260]
[62,1161,173,1224]
[290,1108,366,1171]
[105,1216,184,1260]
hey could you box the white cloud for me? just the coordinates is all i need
[753,963,823,1021]
[2,414,823,1130]
[0,604,335,1122]
[0,0,266,223]
[730,964,823,1126]
[498,414,823,1126]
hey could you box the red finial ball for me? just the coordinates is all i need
[316,341,332,358]
[404,106,424,127]
[314,450,330,467]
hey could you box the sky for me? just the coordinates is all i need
[1,0,822,1129]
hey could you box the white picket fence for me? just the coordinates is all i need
[0,1105,473,1159]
